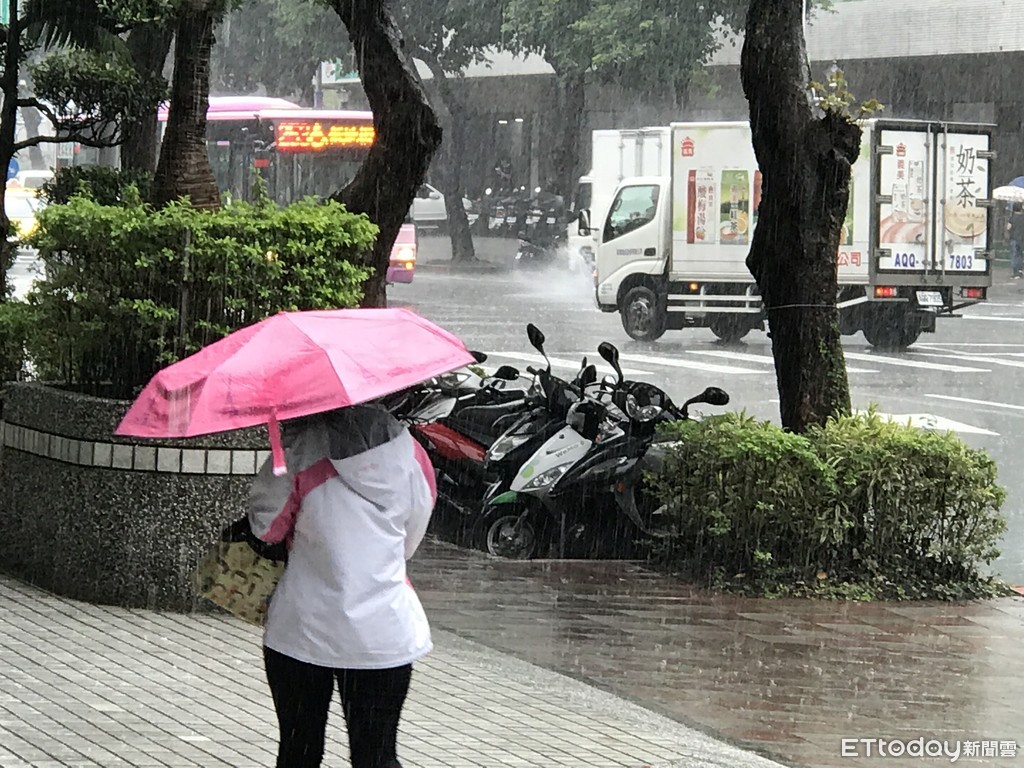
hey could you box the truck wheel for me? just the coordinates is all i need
[621,286,667,341]
[709,316,751,344]
[863,305,922,349]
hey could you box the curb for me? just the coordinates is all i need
[417,261,509,274]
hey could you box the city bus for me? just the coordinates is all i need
[157,96,417,283]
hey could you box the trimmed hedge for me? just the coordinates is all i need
[13,187,374,397]
[648,410,1008,600]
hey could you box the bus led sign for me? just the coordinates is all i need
[275,121,375,151]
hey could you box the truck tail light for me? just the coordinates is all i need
[963,287,985,300]
[874,286,898,298]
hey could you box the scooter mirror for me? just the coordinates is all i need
[526,323,545,353]
[471,350,488,364]
[702,387,730,406]
[580,365,597,388]
[493,365,520,380]
[597,341,624,385]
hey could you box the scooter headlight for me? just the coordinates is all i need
[523,462,573,490]
[488,433,532,462]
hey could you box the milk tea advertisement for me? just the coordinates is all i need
[877,130,930,271]
[941,133,988,273]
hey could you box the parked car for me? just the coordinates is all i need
[9,170,54,193]
[5,190,42,241]
[387,222,419,285]
[411,183,478,229]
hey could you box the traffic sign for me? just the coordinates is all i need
[6,157,19,181]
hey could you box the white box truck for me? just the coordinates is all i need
[567,128,672,270]
[583,120,994,348]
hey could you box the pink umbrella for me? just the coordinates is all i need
[116,308,476,474]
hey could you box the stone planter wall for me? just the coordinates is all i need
[0,383,271,611]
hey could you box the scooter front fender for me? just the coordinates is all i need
[489,490,520,506]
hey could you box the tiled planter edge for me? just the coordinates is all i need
[0,382,269,612]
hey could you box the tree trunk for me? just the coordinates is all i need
[152,2,221,210]
[328,0,442,307]
[422,58,475,263]
[551,71,586,199]
[0,0,22,301]
[21,106,45,169]
[740,0,858,433]
[122,21,174,174]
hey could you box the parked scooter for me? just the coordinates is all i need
[513,187,567,269]
[385,352,531,539]
[473,341,729,560]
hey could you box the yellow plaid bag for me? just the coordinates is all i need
[192,537,285,626]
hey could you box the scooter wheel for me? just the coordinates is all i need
[473,505,548,560]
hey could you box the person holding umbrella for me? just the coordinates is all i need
[249,403,436,768]
[115,308,477,768]
[994,177,1024,279]
[1007,201,1024,279]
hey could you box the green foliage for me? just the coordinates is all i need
[18,190,375,397]
[212,0,349,101]
[0,300,33,382]
[649,410,1009,601]
[503,0,748,88]
[808,67,885,121]
[27,46,167,147]
[39,165,154,207]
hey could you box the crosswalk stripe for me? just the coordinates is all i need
[910,352,1024,369]
[687,349,879,374]
[924,394,1024,413]
[487,352,652,377]
[843,351,989,373]
[962,315,1024,323]
[618,352,763,375]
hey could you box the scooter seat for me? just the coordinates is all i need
[446,400,527,448]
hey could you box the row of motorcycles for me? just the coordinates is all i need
[478,186,568,269]
[381,325,730,560]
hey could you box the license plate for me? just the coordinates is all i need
[916,291,943,307]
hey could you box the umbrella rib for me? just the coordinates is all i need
[286,315,353,404]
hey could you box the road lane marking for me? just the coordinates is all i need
[961,315,1024,323]
[862,412,999,436]
[924,394,1024,413]
[910,352,1024,368]
[843,351,989,373]
[913,342,1024,348]
[618,352,764,375]
[688,349,879,374]
[488,352,652,377]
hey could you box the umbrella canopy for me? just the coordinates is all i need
[116,308,476,473]
[993,185,1024,203]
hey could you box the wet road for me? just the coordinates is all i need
[410,539,1024,768]
[393,250,1024,584]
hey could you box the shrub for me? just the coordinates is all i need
[21,191,374,398]
[0,300,32,382]
[648,410,1008,600]
[39,165,154,207]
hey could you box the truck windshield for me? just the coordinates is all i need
[604,184,659,241]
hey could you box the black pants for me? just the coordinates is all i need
[263,646,413,768]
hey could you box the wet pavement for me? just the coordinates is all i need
[409,540,1024,768]
[0,572,786,768]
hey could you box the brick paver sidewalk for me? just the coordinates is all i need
[0,575,783,768]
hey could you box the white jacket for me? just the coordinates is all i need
[248,406,435,669]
